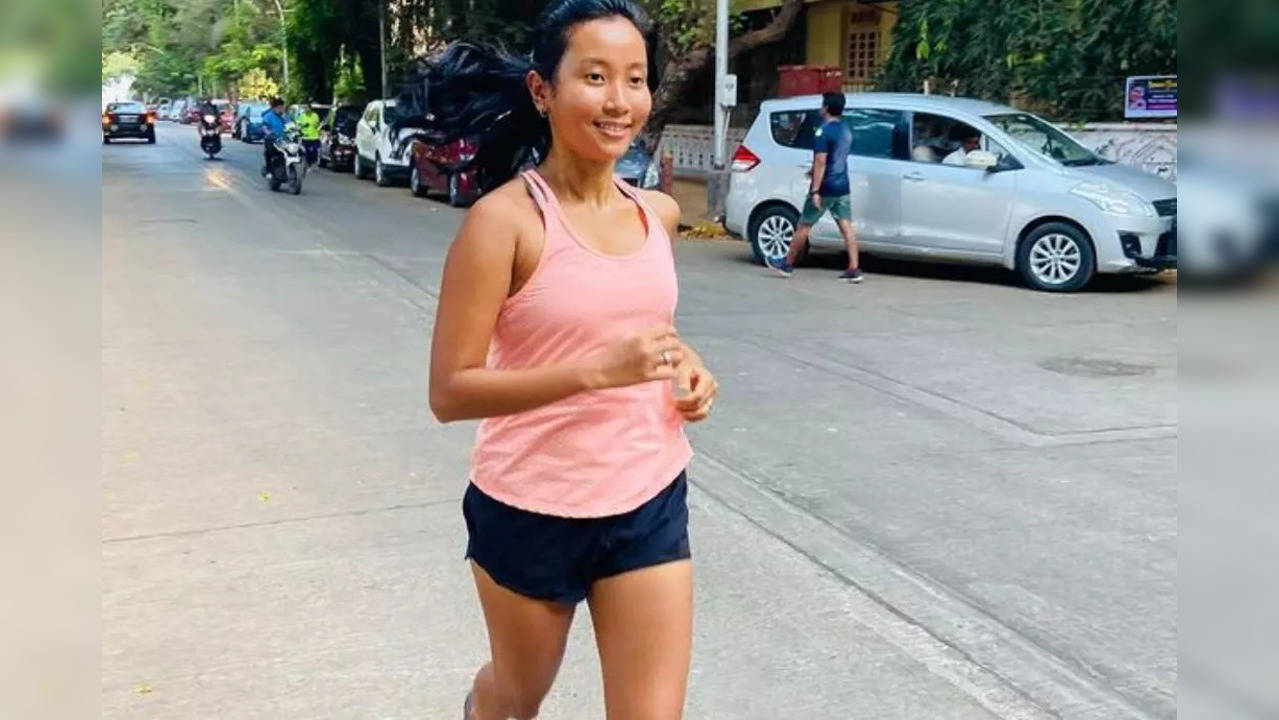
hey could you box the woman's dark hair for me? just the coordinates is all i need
[394,0,661,194]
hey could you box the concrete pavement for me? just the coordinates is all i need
[103,123,1176,719]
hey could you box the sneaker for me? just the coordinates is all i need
[766,255,795,278]
[839,267,864,283]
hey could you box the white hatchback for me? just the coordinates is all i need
[354,99,413,187]
[724,93,1177,291]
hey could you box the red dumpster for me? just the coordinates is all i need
[777,65,844,98]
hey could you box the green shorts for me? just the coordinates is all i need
[799,194,853,226]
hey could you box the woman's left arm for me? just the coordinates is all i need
[643,188,719,422]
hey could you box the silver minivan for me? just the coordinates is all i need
[724,93,1177,291]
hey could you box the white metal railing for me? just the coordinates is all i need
[657,122,1177,179]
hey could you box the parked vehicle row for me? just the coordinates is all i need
[726,92,1177,292]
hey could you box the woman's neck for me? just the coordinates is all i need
[538,146,618,208]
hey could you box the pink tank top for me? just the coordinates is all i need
[469,169,693,518]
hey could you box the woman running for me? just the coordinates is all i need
[424,1,719,718]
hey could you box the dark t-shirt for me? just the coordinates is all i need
[813,118,852,196]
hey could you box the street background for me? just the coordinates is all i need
[103,124,1176,719]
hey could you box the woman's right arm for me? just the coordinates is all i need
[428,193,685,423]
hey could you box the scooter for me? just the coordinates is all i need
[198,113,222,159]
[266,126,306,195]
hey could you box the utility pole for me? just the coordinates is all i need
[713,0,728,170]
[271,0,289,90]
[378,0,388,98]
[708,0,737,221]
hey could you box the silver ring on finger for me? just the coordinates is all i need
[660,350,672,366]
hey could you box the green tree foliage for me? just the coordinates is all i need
[878,0,1176,121]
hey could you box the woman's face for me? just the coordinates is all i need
[531,16,652,163]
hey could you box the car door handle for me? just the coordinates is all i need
[904,172,926,182]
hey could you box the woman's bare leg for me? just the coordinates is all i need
[468,562,576,720]
[587,560,693,720]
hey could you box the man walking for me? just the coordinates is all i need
[767,92,863,282]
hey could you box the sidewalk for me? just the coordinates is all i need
[670,175,731,239]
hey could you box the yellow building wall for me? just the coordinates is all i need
[805,2,846,67]
[804,1,898,84]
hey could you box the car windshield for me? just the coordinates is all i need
[334,106,361,133]
[983,112,1102,166]
[109,102,145,113]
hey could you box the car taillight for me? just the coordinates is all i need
[731,144,760,172]
[101,114,110,125]
[146,113,156,123]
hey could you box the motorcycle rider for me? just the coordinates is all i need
[297,100,322,167]
[197,98,222,155]
[260,97,288,177]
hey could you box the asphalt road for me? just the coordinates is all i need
[103,122,1176,719]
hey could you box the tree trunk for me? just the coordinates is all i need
[642,0,805,150]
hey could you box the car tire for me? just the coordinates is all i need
[409,165,427,197]
[747,204,806,266]
[354,154,368,179]
[375,155,392,187]
[146,132,156,144]
[102,136,110,144]
[231,122,240,140]
[1016,221,1096,292]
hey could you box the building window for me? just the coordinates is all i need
[845,5,882,91]
[846,28,879,85]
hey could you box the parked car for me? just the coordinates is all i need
[408,134,479,206]
[183,104,203,124]
[617,138,660,189]
[167,98,188,122]
[354,99,412,186]
[155,99,171,119]
[233,102,270,142]
[102,101,156,144]
[318,104,362,171]
[725,92,1177,292]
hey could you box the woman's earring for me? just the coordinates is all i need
[538,107,547,118]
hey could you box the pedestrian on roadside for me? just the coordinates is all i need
[766,91,863,282]
[297,100,322,167]
[424,1,719,719]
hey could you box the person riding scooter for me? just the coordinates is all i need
[197,99,222,157]
[260,97,288,177]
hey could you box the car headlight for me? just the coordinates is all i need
[1069,182,1156,217]
[643,160,660,189]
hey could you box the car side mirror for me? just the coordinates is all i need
[964,150,999,171]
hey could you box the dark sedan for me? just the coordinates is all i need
[102,101,156,144]
[318,104,362,171]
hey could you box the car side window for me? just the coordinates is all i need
[842,108,909,160]
[769,110,820,150]
[983,136,1016,165]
